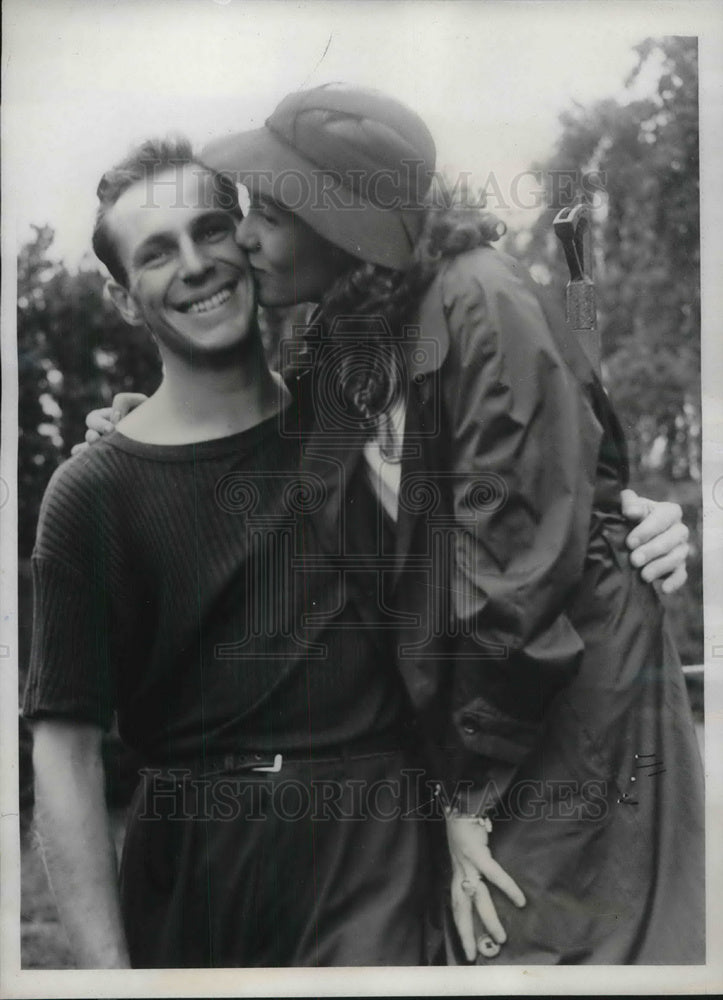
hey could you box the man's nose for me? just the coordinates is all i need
[235,215,258,251]
[178,237,213,282]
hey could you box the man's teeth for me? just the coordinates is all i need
[185,287,233,314]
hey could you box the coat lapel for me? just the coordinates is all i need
[392,277,450,588]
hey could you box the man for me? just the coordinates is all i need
[24,138,449,967]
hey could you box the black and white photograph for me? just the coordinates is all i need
[1,1,722,995]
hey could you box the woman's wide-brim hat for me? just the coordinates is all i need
[201,84,437,270]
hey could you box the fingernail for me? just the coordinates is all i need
[111,410,121,423]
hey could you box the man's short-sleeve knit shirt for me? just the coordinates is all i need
[23,398,407,762]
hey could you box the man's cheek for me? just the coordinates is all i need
[215,242,248,267]
[129,272,158,306]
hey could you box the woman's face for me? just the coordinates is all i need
[235,194,351,308]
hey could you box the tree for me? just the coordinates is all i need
[512,36,699,479]
[508,36,702,663]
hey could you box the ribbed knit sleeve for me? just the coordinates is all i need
[23,556,115,728]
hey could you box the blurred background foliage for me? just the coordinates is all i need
[17,36,702,698]
[507,36,701,667]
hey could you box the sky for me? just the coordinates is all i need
[2,0,719,267]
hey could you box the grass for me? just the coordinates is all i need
[21,827,76,970]
[20,809,127,970]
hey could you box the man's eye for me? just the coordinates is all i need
[199,221,231,241]
[140,247,172,267]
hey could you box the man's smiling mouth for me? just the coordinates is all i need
[176,283,235,314]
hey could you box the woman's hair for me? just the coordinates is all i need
[316,199,505,453]
[320,203,505,333]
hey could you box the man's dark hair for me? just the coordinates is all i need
[92,136,240,286]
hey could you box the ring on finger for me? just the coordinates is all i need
[479,935,501,958]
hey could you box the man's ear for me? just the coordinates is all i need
[104,279,143,326]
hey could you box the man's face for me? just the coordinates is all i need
[234,193,349,308]
[107,164,255,359]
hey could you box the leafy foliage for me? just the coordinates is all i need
[510,37,700,481]
[507,36,702,663]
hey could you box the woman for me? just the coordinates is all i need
[197,84,704,964]
[87,86,699,963]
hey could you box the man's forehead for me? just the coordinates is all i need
[108,163,234,252]
[121,163,224,215]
